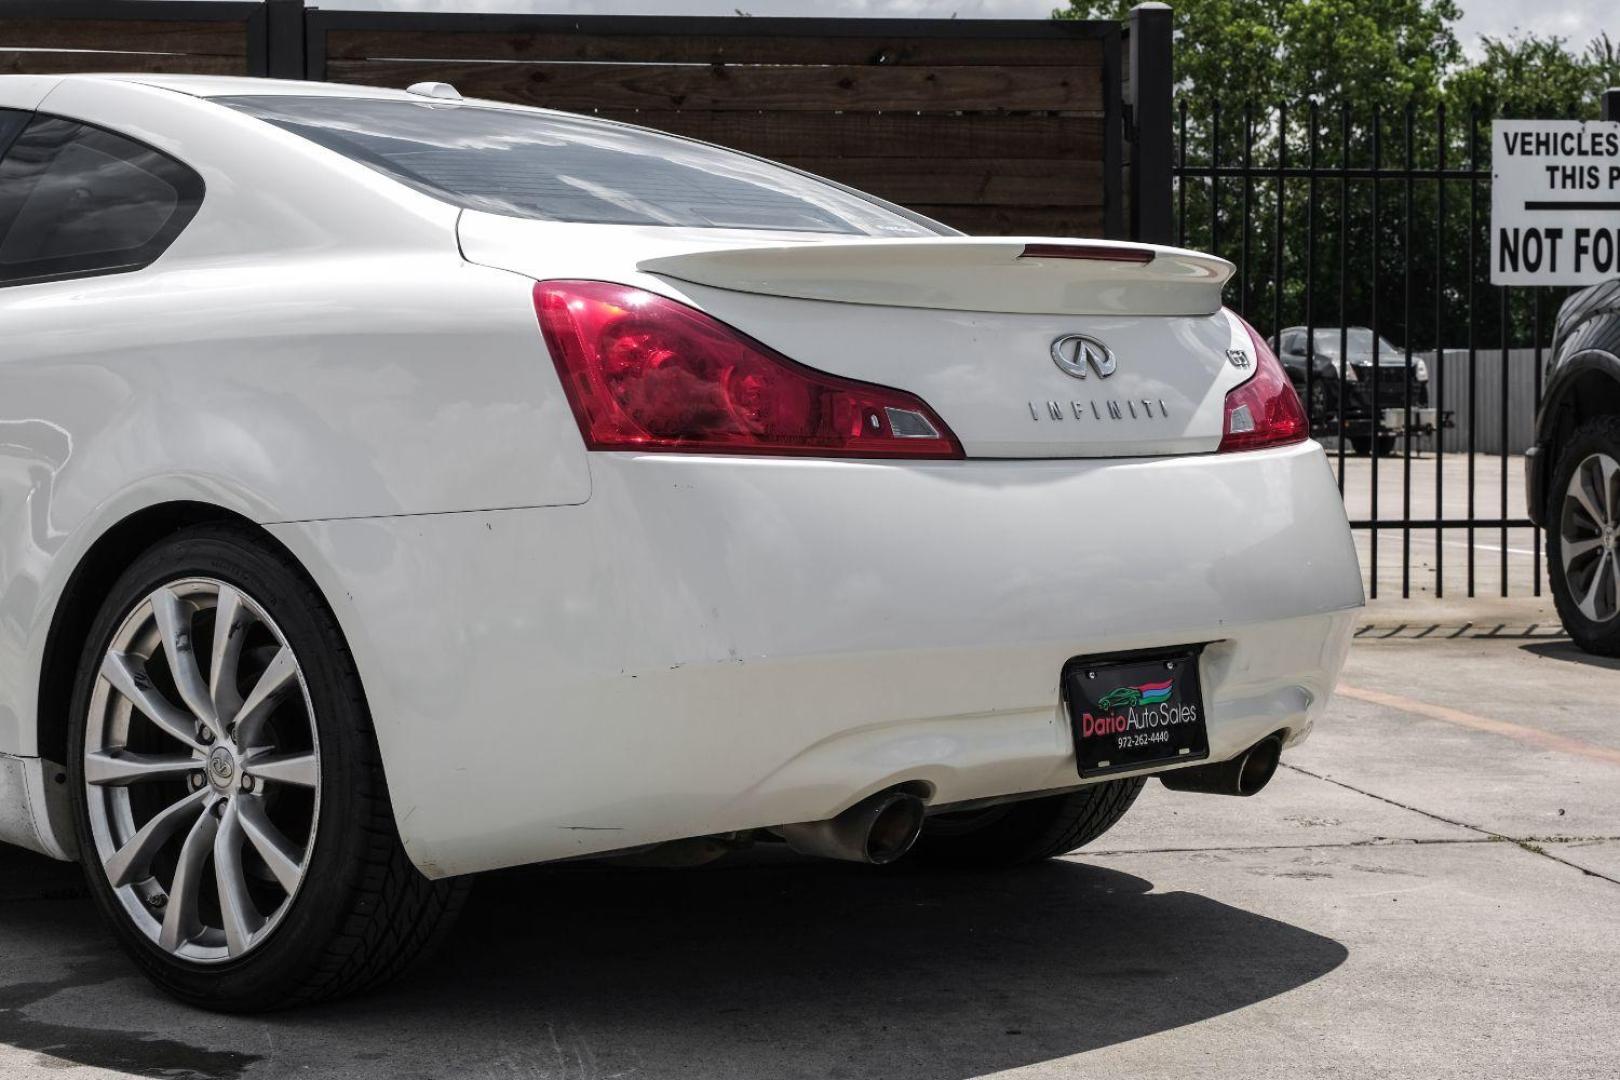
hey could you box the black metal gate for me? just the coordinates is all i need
[1172,97,1617,601]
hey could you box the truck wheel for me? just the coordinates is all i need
[909,778,1145,867]
[68,523,468,1012]
[1548,418,1620,656]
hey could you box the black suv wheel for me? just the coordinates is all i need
[1547,417,1620,656]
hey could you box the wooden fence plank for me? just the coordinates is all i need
[588,110,1104,161]
[0,18,248,56]
[913,203,1103,237]
[325,59,1105,113]
[325,28,1102,68]
[0,50,245,75]
[783,157,1096,207]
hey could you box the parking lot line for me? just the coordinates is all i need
[1337,683,1620,767]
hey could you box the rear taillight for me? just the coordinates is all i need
[1218,312,1309,453]
[535,281,962,458]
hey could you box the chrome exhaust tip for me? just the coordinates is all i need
[782,790,928,865]
[1159,733,1284,797]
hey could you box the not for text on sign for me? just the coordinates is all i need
[1491,119,1620,286]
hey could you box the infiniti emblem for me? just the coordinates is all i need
[1050,334,1117,379]
[208,746,235,782]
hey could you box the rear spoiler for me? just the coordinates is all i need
[638,238,1234,317]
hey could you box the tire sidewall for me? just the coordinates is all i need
[68,526,378,1008]
[1546,418,1620,655]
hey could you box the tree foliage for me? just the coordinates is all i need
[1053,0,1620,350]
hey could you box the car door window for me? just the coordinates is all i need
[0,115,203,287]
[1280,330,1304,356]
[0,108,28,158]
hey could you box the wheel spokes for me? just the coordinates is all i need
[232,647,299,750]
[236,794,304,894]
[1598,454,1620,525]
[85,750,199,787]
[1578,550,1615,622]
[213,800,265,956]
[100,652,202,752]
[1572,463,1607,531]
[103,787,210,888]
[151,587,222,741]
[242,751,318,789]
[87,577,318,963]
[159,805,222,952]
[209,585,249,726]
[1563,536,1603,562]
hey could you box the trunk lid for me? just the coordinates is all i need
[459,213,1253,458]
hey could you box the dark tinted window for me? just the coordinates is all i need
[0,109,28,158]
[0,116,204,287]
[219,95,946,237]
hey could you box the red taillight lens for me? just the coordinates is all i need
[1218,313,1309,453]
[535,281,963,459]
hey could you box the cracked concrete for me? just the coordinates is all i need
[0,626,1616,1078]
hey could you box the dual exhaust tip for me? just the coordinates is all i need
[1159,733,1285,797]
[780,734,1284,866]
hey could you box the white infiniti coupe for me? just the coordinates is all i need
[0,73,1363,1011]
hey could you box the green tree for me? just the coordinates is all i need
[1053,0,1615,354]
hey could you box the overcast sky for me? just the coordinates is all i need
[309,0,1611,55]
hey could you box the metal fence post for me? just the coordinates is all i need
[1604,88,1620,122]
[1128,3,1174,244]
[265,0,307,80]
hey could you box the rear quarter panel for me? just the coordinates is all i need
[0,81,590,764]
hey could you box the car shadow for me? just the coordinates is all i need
[0,844,1347,1079]
[1520,639,1620,671]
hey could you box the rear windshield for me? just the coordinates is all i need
[218,95,945,237]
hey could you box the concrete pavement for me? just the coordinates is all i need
[2,626,1617,1079]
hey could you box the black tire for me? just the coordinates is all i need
[68,523,468,1012]
[1547,417,1620,657]
[1350,434,1397,457]
[909,778,1145,868]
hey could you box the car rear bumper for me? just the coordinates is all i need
[272,440,1364,878]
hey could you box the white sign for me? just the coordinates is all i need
[1491,119,1620,285]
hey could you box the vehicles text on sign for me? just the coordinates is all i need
[1491,119,1620,286]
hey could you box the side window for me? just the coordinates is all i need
[0,115,203,287]
[1279,330,1304,356]
[0,109,28,158]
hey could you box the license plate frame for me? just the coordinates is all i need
[1064,646,1211,779]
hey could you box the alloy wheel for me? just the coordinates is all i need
[83,578,321,963]
[1560,452,1620,624]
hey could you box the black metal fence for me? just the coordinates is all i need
[1173,98,1604,601]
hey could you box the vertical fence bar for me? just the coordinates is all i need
[1177,100,1188,248]
[1337,105,1350,493]
[1533,288,1544,596]
[1210,103,1221,262]
[1241,105,1253,318]
[1305,101,1318,446]
[1467,107,1478,597]
[1500,291,1510,596]
[1128,3,1174,244]
[1434,103,1447,599]
[1370,106,1381,600]
[1402,102,1414,598]
[1273,103,1286,351]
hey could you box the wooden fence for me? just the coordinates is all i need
[0,1,1174,242]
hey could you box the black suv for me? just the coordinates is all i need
[1527,280,1620,655]
[1278,326,1439,455]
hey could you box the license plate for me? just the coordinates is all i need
[1065,648,1210,778]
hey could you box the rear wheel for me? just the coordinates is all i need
[909,778,1145,868]
[1548,418,1620,656]
[68,524,467,1012]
